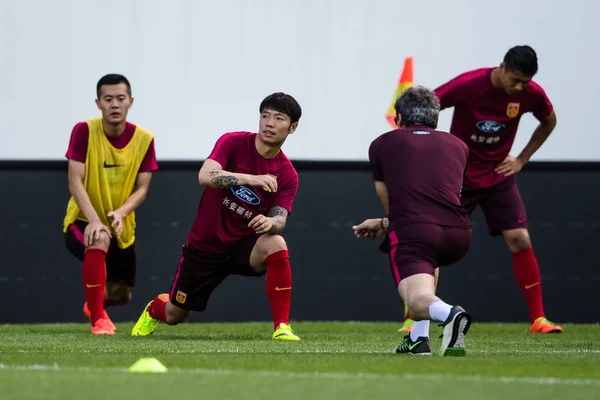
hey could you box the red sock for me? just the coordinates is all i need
[512,248,545,322]
[265,250,292,330]
[147,293,169,322]
[82,248,107,325]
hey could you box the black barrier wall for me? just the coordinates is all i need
[0,161,599,324]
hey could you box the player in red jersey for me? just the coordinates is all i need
[399,45,561,334]
[353,86,473,356]
[132,93,302,340]
[63,74,158,335]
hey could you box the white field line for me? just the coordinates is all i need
[0,363,599,387]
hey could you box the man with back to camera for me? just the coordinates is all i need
[353,86,472,356]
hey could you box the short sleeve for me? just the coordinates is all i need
[530,83,554,121]
[65,122,90,162]
[207,132,240,167]
[139,139,159,172]
[434,72,473,110]
[368,137,384,181]
[273,169,299,214]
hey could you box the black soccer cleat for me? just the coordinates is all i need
[396,335,431,356]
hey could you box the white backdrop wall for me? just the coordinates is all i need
[1,0,598,161]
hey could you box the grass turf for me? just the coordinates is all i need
[0,322,598,399]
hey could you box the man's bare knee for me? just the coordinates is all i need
[112,290,132,305]
[503,229,532,252]
[88,232,110,252]
[250,234,288,273]
[106,283,132,305]
[164,302,190,325]
[257,234,288,255]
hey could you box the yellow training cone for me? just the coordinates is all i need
[128,357,168,373]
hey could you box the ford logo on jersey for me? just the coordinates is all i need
[476,120,505,133]
[231,186,261,205]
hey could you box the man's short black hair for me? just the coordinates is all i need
[96,74,132,98]
[504,45,538,77]
[259,92,302,124]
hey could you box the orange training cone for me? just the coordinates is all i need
[386,56,414,129]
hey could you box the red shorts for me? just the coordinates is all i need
[461,176,527,236]
[380,223,472,285]
[168,235,263,312]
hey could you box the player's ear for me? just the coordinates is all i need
[288,122,298,134]
[129,97,134,108]
[394,115,400,128]
[95,98,101,110]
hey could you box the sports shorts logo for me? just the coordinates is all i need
[476,121,505,133]
[231,186,261,205]
[175,290,187,304]
[506,102,520,118]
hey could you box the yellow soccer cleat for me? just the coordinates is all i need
[398,318,414,333]
[272,323,300,341]
[397,304,414,333]
[131,301,160,337]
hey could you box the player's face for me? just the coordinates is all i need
[258,109,298,145]
[500,65,532,95]
[95,83,133,125]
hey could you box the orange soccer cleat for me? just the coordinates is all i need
[91,317,116,335]
[83,302,116,332]
[529,317,562,334]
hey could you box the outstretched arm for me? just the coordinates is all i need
[352,181,390,239]
[198,158,251,188]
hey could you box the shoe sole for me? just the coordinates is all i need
[272,336,301,341]
[530,324,563,334]
[91,330,115,335]
[440,311,471,357]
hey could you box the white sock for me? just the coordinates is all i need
[429,300,453,323]
[410,320,430,341]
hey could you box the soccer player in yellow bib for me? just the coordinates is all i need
[63,74,158,335]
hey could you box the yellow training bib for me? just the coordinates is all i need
[63,118,153,248]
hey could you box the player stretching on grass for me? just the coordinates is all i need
[132,93,302,341]
[63,74,158,335]
[353,86,472,356]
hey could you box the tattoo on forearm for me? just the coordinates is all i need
[268,206,288,218]
[208,168,221,177]
[211,175,238,188]
[268,206,288,232]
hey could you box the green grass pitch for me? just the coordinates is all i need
[1,322,599,399]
